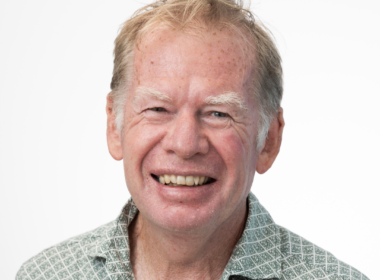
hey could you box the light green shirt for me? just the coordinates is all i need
[16,193,369,280]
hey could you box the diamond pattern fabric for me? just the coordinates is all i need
[16,193,369,280]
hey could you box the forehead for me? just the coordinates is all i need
[133,25,256,94]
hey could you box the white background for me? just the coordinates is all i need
[1,0,379,278]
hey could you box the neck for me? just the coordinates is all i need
[128,201,247,280]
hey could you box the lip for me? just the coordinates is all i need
[148,172,217,202]
[151,174,216,185]
[149,168,217,178]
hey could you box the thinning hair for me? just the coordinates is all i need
[109,0,283,150]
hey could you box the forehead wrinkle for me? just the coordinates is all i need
[204,92,247,111]
[133,86,172,105]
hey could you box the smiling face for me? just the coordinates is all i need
[108,26,262,232]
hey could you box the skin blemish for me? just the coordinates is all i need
[213,32,216,35]
[218,57,220,59]
[151,61,154,64]
[179,85,181,88]
[138,80,140,85]
[221,49,225,53]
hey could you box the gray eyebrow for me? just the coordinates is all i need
[133,86,172,105]
[133,88,247,111]
[204,92,247,111]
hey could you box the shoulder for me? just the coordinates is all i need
[277,225,370,280]
[15,221,115,280]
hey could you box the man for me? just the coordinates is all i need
[16,0,369,279]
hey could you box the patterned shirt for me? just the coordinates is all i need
[16,192,369,280]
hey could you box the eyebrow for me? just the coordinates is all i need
[133,87,247,111]
[204,92,247,111]
[133,86,172,105]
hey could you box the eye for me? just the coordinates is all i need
[211,111,228,118]
[149,107,166,112]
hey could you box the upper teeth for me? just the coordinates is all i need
[158,175,209,186]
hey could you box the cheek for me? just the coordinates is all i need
[211,130,246,172]
[123,124,165,176]
[210,128,258,184]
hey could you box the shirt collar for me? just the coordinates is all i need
[84,197,138,276]
[84,193,282,280]
[220,192,282,280]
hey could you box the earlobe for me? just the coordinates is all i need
[256,107,285,174]
[106,93,123,161]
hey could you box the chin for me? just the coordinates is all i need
[128,172,246,233]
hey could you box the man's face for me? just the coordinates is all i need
[113,27,261,232]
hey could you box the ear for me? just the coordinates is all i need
[256,107,285,174]
[106,93,123,160]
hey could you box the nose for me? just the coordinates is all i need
[162,111,209,159]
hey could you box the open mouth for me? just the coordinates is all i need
[152,174,216,186]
